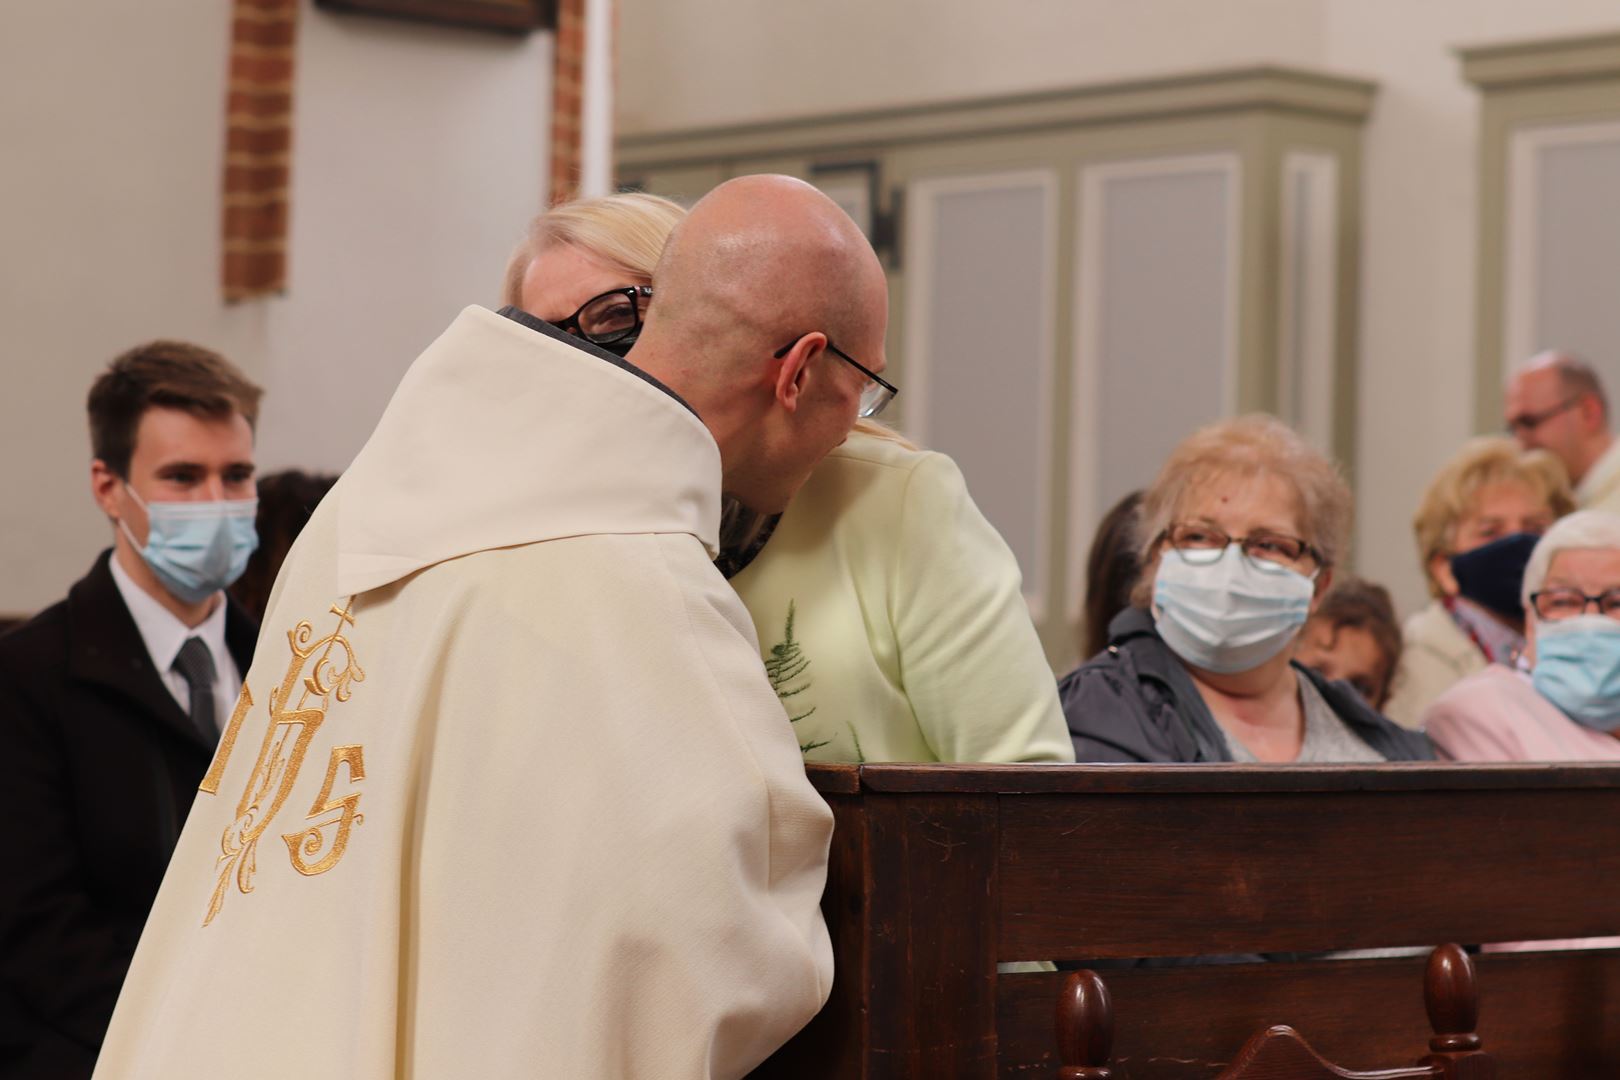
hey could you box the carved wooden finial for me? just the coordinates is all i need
[1425,943,1482,1054]
[1056,969,1114,1079]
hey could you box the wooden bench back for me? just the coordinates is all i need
[750,763,1620,1078]
[1057,944,1493,1078]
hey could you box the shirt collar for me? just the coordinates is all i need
[109,553,230,677]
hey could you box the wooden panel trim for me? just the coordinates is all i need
[867,793,1001,1076]
[804,762,860,795]
[998,950,1620,1077]
[997,786,1620,958]
[619,66,1377,171]
[843,761,1620,795]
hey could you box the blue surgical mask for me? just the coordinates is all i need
[1531,614,1620,731]
[1152,544,1316,675]
[1449,532,1539,622]
[120,485,259,605]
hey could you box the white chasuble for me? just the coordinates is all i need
[93,307,834,1080]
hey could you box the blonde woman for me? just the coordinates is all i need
[504,193,1071,764]
[1383,437,1574,729]
[1059,415,1432,763]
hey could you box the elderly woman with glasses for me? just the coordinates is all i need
[1060,415,1433,763]
[1424,510,1620,761]
[504,192,1071,765]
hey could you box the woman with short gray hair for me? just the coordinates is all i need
[1425,510,1620,761]
[1060,414,1432,763]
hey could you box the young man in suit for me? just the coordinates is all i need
[0,341,262,1079]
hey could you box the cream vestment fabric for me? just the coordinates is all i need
[94,307,833,1080]
[1577,437,1620,513]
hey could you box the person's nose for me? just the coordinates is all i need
[198,475,227,502]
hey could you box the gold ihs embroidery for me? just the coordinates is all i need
[203,600,367,926]
[199,684,254,795]
[284,744,365,875]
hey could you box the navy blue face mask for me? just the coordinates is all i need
[1449,531,1541,621]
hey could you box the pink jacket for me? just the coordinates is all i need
[1424,664,1620,952]
[1423,664,1620,762]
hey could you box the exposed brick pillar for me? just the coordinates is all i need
[548,0,586,205]
[222,0,300,302]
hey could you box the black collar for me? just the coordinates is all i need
[496,305,698,418]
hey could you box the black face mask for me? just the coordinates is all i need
[1450,531,1541,621]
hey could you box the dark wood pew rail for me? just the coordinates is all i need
[751,762,1620,1078]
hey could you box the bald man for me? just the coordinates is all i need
[1505,351,1620,511]
[633,175,889,515]
[91,176,876,1080]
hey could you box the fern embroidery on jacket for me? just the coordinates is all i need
[764,601,827,754]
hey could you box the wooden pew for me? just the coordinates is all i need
[1057,943,1494,1077]
[752,763,1620,1078]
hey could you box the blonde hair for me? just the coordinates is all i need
[499,189,903,447]
[499,191,688,307]
[1133,414,1351,605]
[1411,436,1575,598]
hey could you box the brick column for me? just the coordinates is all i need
[548,0,586,205]
[222,0,299,302]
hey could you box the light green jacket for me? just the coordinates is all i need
[730,430,1073,764]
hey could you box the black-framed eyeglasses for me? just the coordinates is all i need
[773,336,898,419]
[1506,396,1581,436]
[1158,522,1322,573]
[554,286,652,347]
[1530,587,1620,621]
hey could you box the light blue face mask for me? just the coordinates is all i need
[120,485,259,605]
[1531,614,1620,731]
[1153,543,1316,675]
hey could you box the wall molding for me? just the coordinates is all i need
[1277,151,1340,456]
[1460,30,1620,91]
[620,66,1376,172]
[1504,119,1620,371]
[904,168,1059,620]
[1467,29,1620,433]
[1067,153,1242,621]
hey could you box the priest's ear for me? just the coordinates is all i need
[771,333,827,414]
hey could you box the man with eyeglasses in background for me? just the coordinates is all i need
[1505,350,1620,512]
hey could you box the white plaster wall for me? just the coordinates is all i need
[618,0,1620,617]
[619,0,1324,134]
[1320,0,1620,613]
[0,1,549,614]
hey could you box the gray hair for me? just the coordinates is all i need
[1522,509,1620,608]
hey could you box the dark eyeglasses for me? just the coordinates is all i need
[772,336,898,419]
[1158,522,1322,573]
[554,286,652,347]
[1506,396,1581,436]
[1530,587,1620,621]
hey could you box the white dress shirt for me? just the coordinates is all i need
[109,554,243,736]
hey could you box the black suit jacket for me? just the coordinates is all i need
[0,551,256,1079]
